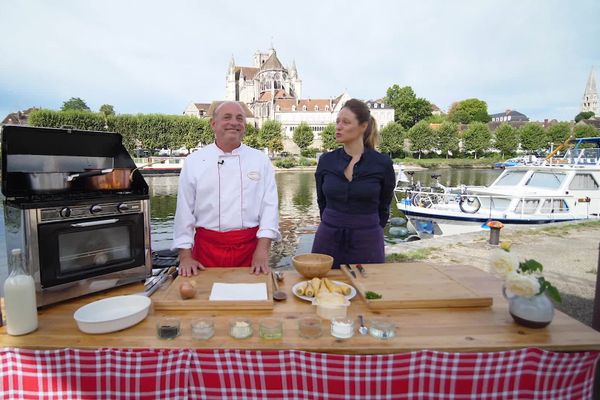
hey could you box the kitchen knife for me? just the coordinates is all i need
[356,264,367,278]
[345,264,357,279]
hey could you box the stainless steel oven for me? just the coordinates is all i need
[2,125,152,306]
[4,198,151,306]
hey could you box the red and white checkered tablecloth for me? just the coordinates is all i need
[0,348,190,400]
[1,347,598,399]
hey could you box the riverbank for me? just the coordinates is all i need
[385,220,600,327]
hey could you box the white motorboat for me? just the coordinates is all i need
[395,137,600,236]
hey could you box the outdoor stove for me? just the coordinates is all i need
[1,125,152,306]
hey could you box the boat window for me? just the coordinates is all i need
[480,197,511,211]
[569,174,599,190]
[493,171,527,186]
[514,199,539,214]
[540,199,569,213]
[525,172,566,189]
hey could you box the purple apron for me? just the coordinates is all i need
[311,208,384,268]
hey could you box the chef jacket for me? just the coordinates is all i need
[172,143,281,250]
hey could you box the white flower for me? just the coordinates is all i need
[489,249,519,278]
[505,272,540,298]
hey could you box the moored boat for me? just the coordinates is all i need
[395,137,600,236]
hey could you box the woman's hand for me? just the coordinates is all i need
[178,249,205,277]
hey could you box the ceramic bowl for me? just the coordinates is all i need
[292,253,333,278]
[73,295,151,334]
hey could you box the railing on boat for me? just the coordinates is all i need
[544,138,600,167]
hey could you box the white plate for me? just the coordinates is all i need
[292,280,356,302]
[73,295,151,334]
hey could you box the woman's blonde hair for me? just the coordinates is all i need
[342,98,379,149]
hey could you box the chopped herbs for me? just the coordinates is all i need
[365,291,383,300]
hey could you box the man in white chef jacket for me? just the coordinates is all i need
[172,101,281,276]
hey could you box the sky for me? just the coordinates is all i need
[1,0,599,122]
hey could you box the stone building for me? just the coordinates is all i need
[490,109,529,123]
[223,47,394,153]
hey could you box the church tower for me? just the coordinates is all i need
[225,55,237,101]
[581,67,599,116]
[289,60,302,99]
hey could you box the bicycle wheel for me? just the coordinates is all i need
[413,193,433,208]
[459,196,481,214]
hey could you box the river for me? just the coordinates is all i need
[0,168,502,274]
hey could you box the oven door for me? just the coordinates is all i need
[37,213,146,288]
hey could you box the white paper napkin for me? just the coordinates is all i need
[209,282,268,301]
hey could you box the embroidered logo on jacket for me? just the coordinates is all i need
[247,171,261,181]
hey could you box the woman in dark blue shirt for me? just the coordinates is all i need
[312,98,396,268]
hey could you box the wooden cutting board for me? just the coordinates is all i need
[342,262,493,309]
[152,267,274,310]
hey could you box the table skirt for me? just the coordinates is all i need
[1,347,598,399]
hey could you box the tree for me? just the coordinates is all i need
[448,99,490,124]
[384,85,433,129]
[258,120,283,156]
[462,122,492,159]
[407,121,435,159]
[182,117,212,150]
[379,122,404,156]
[494,123,519,158]
[320,123,338,151]
[61,97,90,112]
[424,114,447,124]
[546,122,571,145]
[574,123,598,139]
[242,123,261,148]
[519,123,547,153]
[574,111,595,123]
[435,122,460,158]
[292,122,314,150]
[99,104,115,115]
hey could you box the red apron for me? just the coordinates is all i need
[192,226,259,267]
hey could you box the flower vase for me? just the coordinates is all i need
[502,286,554,328]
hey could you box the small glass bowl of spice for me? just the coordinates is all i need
[298,315,323,339]
[259,317,283,339]
[229,318,253,339]
[191,318,215,340]
[330,317,354,339]
[156,317,181,340]
[369,318,396,340]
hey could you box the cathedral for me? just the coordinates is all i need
[581,67,599,116]
[225,48,302,119]
[223,47,394,152]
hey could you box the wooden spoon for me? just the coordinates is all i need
[271,272,287,301]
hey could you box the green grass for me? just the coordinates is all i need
[386,248,435,262]
[513,220,600,236]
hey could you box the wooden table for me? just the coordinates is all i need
[2,264,600,354]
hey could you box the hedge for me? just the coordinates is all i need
[28,109,214,154]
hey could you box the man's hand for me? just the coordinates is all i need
[250,238,272,275]
[178,249,205,277]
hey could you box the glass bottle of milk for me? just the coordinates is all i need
[4,248,38,335]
